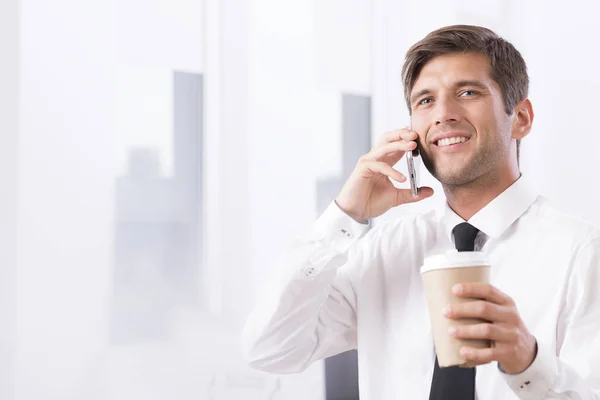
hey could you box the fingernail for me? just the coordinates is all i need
[448,327,456,336]
[452,284,463,295]
[442,306,451,317]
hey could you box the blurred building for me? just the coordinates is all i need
[111,72,203,344]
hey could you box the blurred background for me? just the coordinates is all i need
[1,0,600,399]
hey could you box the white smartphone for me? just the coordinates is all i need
[406,125,420,198]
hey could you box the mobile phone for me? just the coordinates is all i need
[406,126,420,198]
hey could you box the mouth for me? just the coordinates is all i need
[431,134,470,149]
[435,136,470,146]
[429,135,472,154]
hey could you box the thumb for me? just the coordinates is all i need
[395,186,434,205]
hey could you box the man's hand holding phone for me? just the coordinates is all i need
[335,127,434,223]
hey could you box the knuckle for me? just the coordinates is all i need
[374,161,386,170]
[387,131,401,141]
[482,324,493,336]
[510,327,520,341]
[508,308,520,323]
[476,301,488,315]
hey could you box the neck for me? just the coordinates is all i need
[444,164,521,221]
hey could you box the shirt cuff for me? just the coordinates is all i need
[499,339,558,399]
[311,200,370,254]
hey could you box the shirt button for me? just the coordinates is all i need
[305,267,315,277]
[340,229,353,239]
[519,381,531,390]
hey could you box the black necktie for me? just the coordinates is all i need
[428,222,479,400]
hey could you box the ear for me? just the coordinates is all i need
[512,98,534,140]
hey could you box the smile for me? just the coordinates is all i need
[436,137,470,147]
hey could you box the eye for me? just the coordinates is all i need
[418,97,433,106]
[460,90,479,97]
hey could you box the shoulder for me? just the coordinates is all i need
[526,196,600,244]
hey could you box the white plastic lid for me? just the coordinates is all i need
[420,250,490,275]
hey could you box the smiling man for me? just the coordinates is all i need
[242,25,600,399]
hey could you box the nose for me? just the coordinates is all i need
[434,95,461,126]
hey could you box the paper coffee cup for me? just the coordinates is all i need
[420,251,492,368]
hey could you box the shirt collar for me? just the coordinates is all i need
[439,175,539,242]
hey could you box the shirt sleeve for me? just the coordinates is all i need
[241,201,373,374]
[500,236,600,399]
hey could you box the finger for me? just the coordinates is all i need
[444,300,514,323]
[395,187,434,205]
[375,128,418,147]
[450,323,517,342]
[364,161,407,183]
[368,140,417,161]
[452,283,514,306]
[459,346,498,364]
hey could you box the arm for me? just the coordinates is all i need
[500,237,600,399]
[241,127,432,374]
[241,201,373,374]
[446,236,600,399]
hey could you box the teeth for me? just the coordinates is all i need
[437,137,468,147]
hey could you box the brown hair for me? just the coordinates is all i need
[401,25,529,160]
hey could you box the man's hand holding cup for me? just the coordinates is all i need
[445,282,537,374]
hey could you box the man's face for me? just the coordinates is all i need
[409,52,513,186]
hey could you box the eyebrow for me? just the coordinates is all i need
[410,80,489,104]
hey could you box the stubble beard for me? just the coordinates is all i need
[420,128,511,189]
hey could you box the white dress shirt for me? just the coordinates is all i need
[242,176,600,399]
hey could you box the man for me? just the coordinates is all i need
[241,25,600,399]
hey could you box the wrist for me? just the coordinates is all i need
[501,337,538,374]
[334,199,367,223]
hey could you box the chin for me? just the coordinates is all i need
[428,162,480,187]
[436,173,476,187]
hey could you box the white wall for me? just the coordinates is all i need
[0,0,19,398]
[248,1,324,396]
[17,0,117,398]
[117,0,204,71]
[314,0,372,96]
